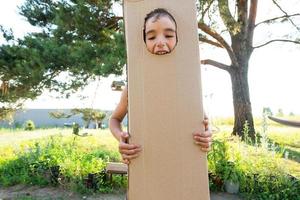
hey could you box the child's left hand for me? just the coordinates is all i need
[192,119,212,152]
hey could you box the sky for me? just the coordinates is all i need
[1,0,300,117]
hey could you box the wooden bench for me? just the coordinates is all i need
[105,162,128,182]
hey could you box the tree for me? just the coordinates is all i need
[49,108,106,128]
[71,108,106,129]
[0,105,19,124]
[276,108,284,117]
[197,0,300,140]
[262,107,273,116]
[49,110,73,119]
[289,112,295,116]
[0,0,125,108]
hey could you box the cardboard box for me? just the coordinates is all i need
[124,0,210,199]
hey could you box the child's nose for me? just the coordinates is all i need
[157,41,165,48]
[157,38,166,47]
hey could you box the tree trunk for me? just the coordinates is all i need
[230,67,255,142]
[95,120,99,129]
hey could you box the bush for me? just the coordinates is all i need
[24,120,35,131]
[0,134,124,193]
[207,132,300,200]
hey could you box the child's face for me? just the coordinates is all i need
[145,16,177,55]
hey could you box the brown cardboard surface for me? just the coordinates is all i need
[124,0,210,199]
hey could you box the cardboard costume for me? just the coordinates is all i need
[124,0,210,199]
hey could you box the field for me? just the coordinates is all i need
[0,118,300,200]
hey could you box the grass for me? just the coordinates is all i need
[0,128,110,146]
[267,127,300,148]
[0,119,299,199]
[209,127,300,199]
[0,128,120,164]
[0,128,123,193]
[266,127,300,177]
[212,119,300,179]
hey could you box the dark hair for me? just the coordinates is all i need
[143,8,178,43]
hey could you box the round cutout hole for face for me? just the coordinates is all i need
[143,8,178,55]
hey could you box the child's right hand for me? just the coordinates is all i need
[119,132,142,164]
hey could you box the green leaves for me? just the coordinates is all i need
[1,0,126,106]
[0,133,123,191]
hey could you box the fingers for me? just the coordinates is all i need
[193,130,212,138]
[193,136,212,148]
[193,136,212,152]
[200,146,211,152]
[193,126,212,152]
[196,140,212,152]
[119,143,142,155]
[122,159,130,165]
[121,153,140,162]
[119,131,142,164]
[119,146,141,164]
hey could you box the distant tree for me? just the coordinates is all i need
[49,110,73,119]
[0,105,18,124]
[71,108,106,129]
[289,112,295,116]
[276,108,284,117]
[263,107,273,116]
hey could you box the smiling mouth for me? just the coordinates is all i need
[155,50,169,55]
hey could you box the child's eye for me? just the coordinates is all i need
[165,35,174,38]
[147,36,155,40]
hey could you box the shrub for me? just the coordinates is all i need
[0,134,124,193]
[207,131,300,199]
[24,120,35,131]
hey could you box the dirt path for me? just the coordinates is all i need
[0,185,125,200]
[0,185,243,200]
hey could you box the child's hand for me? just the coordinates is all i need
[192,119,212,152]
[119,132,142,164]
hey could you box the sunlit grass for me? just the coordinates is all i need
[267,127,300,148]
[0,128,116,146]
[0,128,122,192]
[212,124,300,179]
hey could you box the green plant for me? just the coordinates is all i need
[0,132,124,194]
[222,161,242,184]
[207,139,229,190]
[24,120,35,131]
[72,123,80,135]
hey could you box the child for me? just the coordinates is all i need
[143,8,178,55]
[109,8,212,164]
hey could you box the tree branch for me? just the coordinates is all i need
[199,0,214,21]
[198,36,223,48]
[218,0,239,35]
[247,0,258,48]
[201,59,231,72]
[271,0,298,29]
[237,0,248,31]
[198,22,239,67]
[253,39,300,49]
[255,13,300,28]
